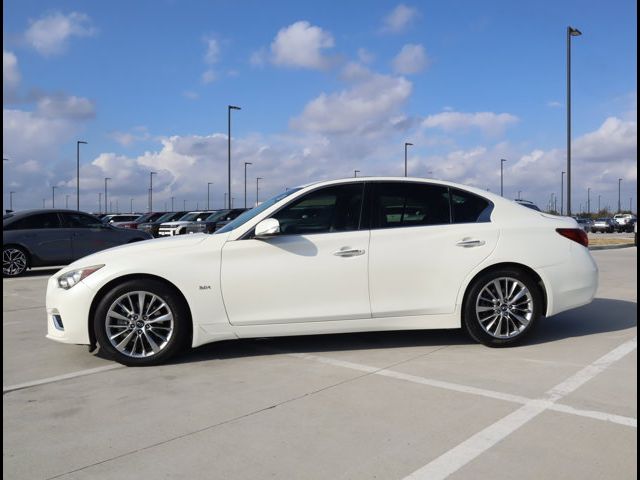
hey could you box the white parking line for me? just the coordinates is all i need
[288,351,637,428]
[3,364,123,394]
[403,337,637,480]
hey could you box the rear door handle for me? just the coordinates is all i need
[456,239,486,248]
[333,248,365,257]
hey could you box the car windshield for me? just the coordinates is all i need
[178,212,207,222]
[153,212,179,223]
[203,210,229,221]
[134,213,158,223]
[216,188,303,234]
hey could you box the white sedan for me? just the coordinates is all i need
[46,178,598,366]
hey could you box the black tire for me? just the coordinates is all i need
[94,279,191,366]
[3,246,30,277]
[463,268,543,347]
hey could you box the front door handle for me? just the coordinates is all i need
[456,238,486,248]
[333,248,366,257]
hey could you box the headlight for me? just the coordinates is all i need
[57,265,104,290]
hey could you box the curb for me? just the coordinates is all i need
[589,243,636,251]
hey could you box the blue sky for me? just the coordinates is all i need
[3,0,637,213]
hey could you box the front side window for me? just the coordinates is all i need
[451,188,493,223]
[6,213,62,230]
[272,183,364,235]
[372,183,450,229]
[62,213,103,228]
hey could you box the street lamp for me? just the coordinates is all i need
[228,105,241,213]
[104,178,111,214]
[587,187,591,214]
[256,177,263,206]
[618,178,622,213]
[566,26,582,216]
[244,162,252,208]
[183,199,187,210]
[149,171,157,212]
[52,186,58,208]
[500,159,507,197]
[354,170,360,178]
[9,191,15,211]
[66,194,70,209]
[404,142,413,177]
[517,190,522,200]
[207,182,214,210]
[171,196,175,212]
[76,140,87,210]
[560,171,565,215]
[130,198,134,213]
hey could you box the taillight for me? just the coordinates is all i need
[556,228,588,247]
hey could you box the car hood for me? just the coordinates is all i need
[60,233,214,273]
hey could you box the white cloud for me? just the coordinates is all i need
[24,11,96,56]
[381,4,419,33]
[201,69,216,84]
[203,36,220,64]
[108,126,151,147]
[182,90,199,100]
[291,66,412,135]
[422,111,519,136]
[249,47,268,66]
[3,50,20,93]
[357,48,375,65]
[392,44,429,74]
[547,101,562,108]
[36,94,95,119]
[270,21,335,70]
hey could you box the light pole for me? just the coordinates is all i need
[130,198,134,213]
[560,171,565,215]
[500,159,507,197]
[256,177,263,206]
[149,171,157,212]
[183,199,187,210]
[228,105,241,213]
[52,186,58,208]
[630,197,633,213]
[517,190,522,200]
[66,194,70,209]
[354,170,360,178]
[618,178,622,213]
[207,182,213,210]
[587,187,591,214]
[9,191,15,210]
[404,142,413,177]
[598,195,601,213]
[244,162,252,208]
[76,140,87,210]
[566,26,582,216]
[171,196,174,212]
[104,178,111,214]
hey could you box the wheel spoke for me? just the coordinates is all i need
[143,330,160,353]
[492,280,505,302]
[147,313,172,324]
[115,330,136,352]
[137,292,146,316]
[108,310,129,322]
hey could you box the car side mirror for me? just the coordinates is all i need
[254,218,280,239]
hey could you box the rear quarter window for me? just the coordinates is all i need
[450,189,493,223]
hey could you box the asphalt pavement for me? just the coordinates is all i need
[3,248,637,480]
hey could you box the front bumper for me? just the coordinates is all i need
[45,274,94,345]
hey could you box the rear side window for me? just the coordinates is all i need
[450,188,493,223]
[62,213,103,228]
[372,183,450,229]
[5,213,62,230]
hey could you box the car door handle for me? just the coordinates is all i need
[333,248,366,257]
[456,238,486,248]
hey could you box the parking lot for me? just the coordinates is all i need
[3,247,637,479]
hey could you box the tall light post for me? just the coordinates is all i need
[207,182,213,210]
[566,26,582,216]
[130,198,134,213]
[183,199,187,210]
[52,186,58,208]
[500,159,507,197]
[587,187,591,214]
[256,177,263,206]
[104,177,111,214]
[244,162,252,208]
[171,196,174,212]
[354,170,360,178]
[598,194,601,213]
[517,190,522,200]
[65,194,70,209]
[9,191,15,211]
[76,140,87,210]
[618,178,622,213]
[149,171,157,212]
[404,142,413,177]
[560,171,565,215]
[228,105,241,213]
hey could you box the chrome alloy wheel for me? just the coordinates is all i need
[475,277,534,339]
[3,248,27,276]
[105,291,174,358]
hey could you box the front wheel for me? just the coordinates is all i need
[94,279,191,366]
[3,246,29,277]
[463,269,543,347]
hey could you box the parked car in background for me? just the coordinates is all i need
[591,218,616,233]
[157,211,213,236]
[573,217,593,232]
[3,209,152,277]
[111,211,167,230]
[184,209,247,234]
[514,199,542,212]
[613,213,637,233]
[46,177,597,366]
[138,211,189,237]
[101,214,142,224]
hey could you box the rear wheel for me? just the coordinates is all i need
[464,269,543,347]
[3,246,29,277]
[94,279,190,366]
